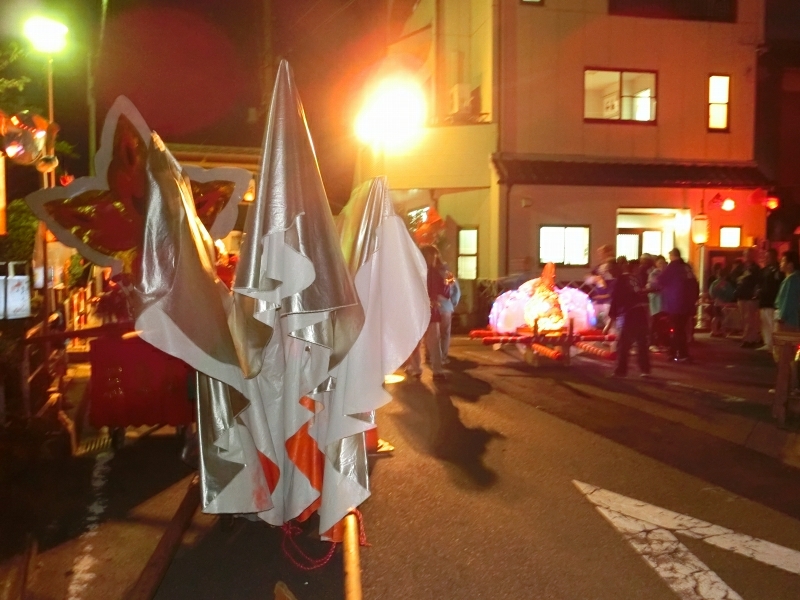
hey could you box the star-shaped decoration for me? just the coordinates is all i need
[26,96,251,274]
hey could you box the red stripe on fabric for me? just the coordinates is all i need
[285,396,325,522]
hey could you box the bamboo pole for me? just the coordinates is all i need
[343,513,362,600]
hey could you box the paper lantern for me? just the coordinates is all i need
[691,213,710,245]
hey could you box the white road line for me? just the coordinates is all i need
[574,480,800,599]
[595,506,742,600]
[66,452,113,600]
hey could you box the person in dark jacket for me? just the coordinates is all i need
[606,259,651,377]
[655,248,699,362]
[757,248,783,353]
[735,248,762,348]
[406,245,449,380]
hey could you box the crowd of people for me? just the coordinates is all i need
[588,245,699,377]
[400,240,800,384]
[587,244,800,379]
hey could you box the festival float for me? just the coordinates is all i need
[23,60,428,566]
[471,264,617,364]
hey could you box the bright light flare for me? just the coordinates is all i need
[721,198,735,211]
[383,373,406,384]
[24,16,68,54]
[5,143,23,158]
[355,76,427,153]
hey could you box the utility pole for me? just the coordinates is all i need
[87,0,109,176]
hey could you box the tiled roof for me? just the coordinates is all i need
[492,155,771,189]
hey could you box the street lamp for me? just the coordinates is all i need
[355,75,427,154]
[354,74,426,186]
[24,15,68,333]
[24,16,67,156]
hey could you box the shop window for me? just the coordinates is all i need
[719,226,741,248]
[584,70,657,122]
[709,75,730,131]
[457,228,478,280]
[539,226,590,266]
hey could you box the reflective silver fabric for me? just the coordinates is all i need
[337,177,397,276]
[132,135,273,379]
[195,372,250,508]
[234,60,364,370]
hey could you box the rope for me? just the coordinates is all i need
[353,509,370,547]
[281,522,337,571]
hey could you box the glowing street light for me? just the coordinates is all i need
[355,75,427,154]
[23,15,67,334]
[23,17,68,54]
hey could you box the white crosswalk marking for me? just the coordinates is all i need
[574,480,800,599]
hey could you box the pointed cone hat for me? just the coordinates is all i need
[234,59,363,368]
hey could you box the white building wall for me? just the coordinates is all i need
[507,185,767,283]
[503,0,765,162]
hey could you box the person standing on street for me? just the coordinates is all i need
[773,250,800,392]
[758,248,784,353]
[438,261,460,364]
[606,259,651,377]
[586,244,617,329]
[735,248,762,348]
[655,248,699,362]
[406,245,449,381]
[774,250,800,333]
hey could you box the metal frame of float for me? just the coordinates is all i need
[470,319,617,366]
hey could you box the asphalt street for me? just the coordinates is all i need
[1,334,799,599]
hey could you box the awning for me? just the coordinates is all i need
[492,154,772,189]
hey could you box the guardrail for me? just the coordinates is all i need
[19,320,133,420]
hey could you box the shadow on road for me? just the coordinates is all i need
[155,517,343,600]
[461,348,800,522]
[390,370,502,489]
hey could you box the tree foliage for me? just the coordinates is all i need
[0,41,30,114]
[0,199,38,262]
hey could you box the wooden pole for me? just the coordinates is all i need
[343,513,362,600]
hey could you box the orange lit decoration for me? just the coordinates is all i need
[520,263,566,331]
[24,96,251,274]
[410,205,445,246]
[490,264,596,333]
[1,110,59,170]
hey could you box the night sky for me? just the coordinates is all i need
[0,0,416,210]
[1,0,799,210]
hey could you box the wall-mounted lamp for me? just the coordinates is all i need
[720,198,735,211]
[520,197,532,208]
[766,196,780,211]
